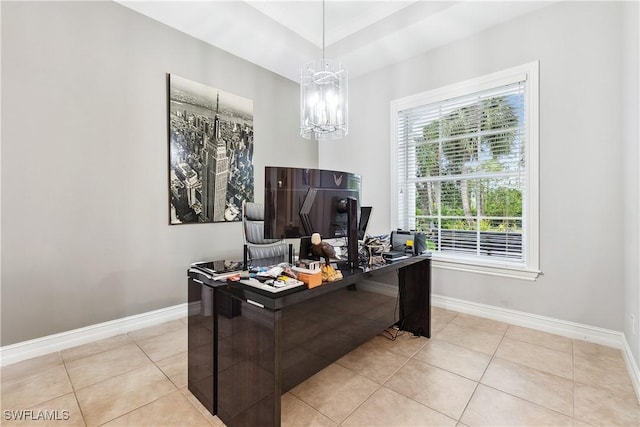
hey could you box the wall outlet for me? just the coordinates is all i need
[632,314,636,335]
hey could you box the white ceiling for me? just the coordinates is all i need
[117,1,553,82]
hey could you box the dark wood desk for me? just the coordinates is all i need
[187,255,431,427]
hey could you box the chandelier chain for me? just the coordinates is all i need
[322,0,325,62]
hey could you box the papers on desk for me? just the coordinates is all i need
[190,260,243,281]
[239,277,306,293]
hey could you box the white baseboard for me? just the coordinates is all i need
[432,294,625,348]
[432,294,640,402]
[0,303,187,367]
[622,335,640,404]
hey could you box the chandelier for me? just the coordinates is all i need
[300,0,348,140]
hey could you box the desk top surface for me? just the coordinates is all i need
[188,254,431,311]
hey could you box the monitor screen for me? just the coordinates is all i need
[264,167,361,239]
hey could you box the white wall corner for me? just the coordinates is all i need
[0,303,187,367]
[623,336,640,404]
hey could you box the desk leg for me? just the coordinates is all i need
[398,258,431,338]
[216,295,281,427]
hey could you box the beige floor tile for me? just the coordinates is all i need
[572,418,596,426]
[505,325,573,354]
[431,307,458,334]
[336,340,409,384]
[385,358,476,420]
[290,363,379,424]
[127,319,186,343]
[180,388,225,426]
[574,382,640,426]
[136,328,187,362]
[460,384,574,426]
[574,354,636,398]
[450,313,509,335]
[431,316,452,335]
[481,357,573,416]
[1,352,63,382]
[75,364,176,426]
[1,365,73,410]
[60,335,133,363]
[495,337,573,379]
[369,331,429,358]
[342,387,456,426]
[431,306,458,322]
[9,308,638,427]
[281,393,337,427]
[155,352,187,389]
[435,322,504,355]
[574,340,623,361]
[65,343,152,390]
[414,339,491,381]
[101,390,211,426]
[1,392,85,427]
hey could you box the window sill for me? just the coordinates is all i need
[431,255,541,281]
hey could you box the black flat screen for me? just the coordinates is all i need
[264,167,361,239]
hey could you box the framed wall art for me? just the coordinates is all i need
[167,74,254,224]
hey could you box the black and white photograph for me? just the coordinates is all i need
[167,74,254,224]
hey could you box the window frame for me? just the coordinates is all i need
[390,62,540,280]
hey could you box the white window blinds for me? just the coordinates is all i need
[396,80,527,263]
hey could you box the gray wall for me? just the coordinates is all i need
[622,1,640,365]
[320,1,635,337]
[0,1,316,345]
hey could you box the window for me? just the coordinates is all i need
[391,62,539,280]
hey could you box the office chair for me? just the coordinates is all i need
[241,201,291,267]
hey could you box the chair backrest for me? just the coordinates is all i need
[242,202,280,245]
[242,201,291,264]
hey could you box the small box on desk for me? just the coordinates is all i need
[292,266,322,288]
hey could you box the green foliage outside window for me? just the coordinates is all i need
[412,95,523,236]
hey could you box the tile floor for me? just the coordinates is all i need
[2,308,639,426]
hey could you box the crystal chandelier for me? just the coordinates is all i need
[300,0,348,140]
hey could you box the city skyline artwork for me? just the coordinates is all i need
[167,74,254,225]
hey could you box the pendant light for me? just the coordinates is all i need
[300,0,348,140]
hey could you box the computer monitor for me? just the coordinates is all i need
[264,167,361,240]
[358,206,372,241]
[265,166,363,268]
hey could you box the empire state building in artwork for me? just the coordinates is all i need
[202,93,229,222]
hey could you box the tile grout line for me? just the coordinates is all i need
[456,321,509,424]
[329,332,441,425]
[470,323,583,422]
[180,388,223,427]
[93,388,182,427]
[379,337,459,423]
[572,338,576,421]
[61,353,89,427]
[474,330,583,423]
[66,335,179,426]
[369,313,468,423]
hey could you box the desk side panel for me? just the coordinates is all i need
[281,285,397,391]
[187,278,215,414]
[398,258,431,337]
[217,295,279,427]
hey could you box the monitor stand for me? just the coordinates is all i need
[346,197,359,269]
